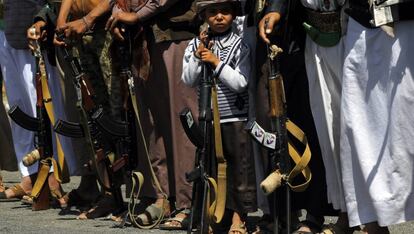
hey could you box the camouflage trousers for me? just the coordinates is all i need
[75,28,123,119]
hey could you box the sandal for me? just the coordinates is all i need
[0,175,6,193]
[320,223,354,234]
[134,202,166,226]
[77,192,118,220]
[21,195,34,205]
[51,188,68,209]
[228,222,247,234]
[0,184,27,201]
[159,209,190,230]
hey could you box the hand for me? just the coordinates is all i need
[105,11,139,32]
[200,48,220,68]
[259,12,281,44]
[27,21,46,51]
[63,17,90,39]
[195,30,212,58]
[111,26,126,41]
[55,18,69,47]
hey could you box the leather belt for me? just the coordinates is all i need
[305,8,341,33]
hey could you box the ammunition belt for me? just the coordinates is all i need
[305,8,341,33]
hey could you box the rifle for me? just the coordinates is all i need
[245,17,312,234]
[8,40,55,211]
[54,33,127,212]
[180,30,226,234]
[92,25,138,203]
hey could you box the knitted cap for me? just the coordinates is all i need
[196,0,242,16]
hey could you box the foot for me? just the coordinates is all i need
[228,212,247,234]
[48,174,67,208]
[159,209,189,230]
[0,175,5,193]
[77,192,118,220]
[362,222,389,234]
[136,198,170,227]
[1,176,31,199]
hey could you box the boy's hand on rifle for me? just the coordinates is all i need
[195,30,219,67]
[27,21,46,52]
[194,30,209,58]
[259,12,281,44]
[200,48,220,68]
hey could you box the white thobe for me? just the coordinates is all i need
[341,18,414,227]
[302,0,347,212]
[0,31,77,176]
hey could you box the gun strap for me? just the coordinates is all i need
[127,74,168,228]
[209,81,227,224]
[39,57,69,184]
[31,157,57,198]
[285,120,312,192]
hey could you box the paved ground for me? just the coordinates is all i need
[1,171,413,233]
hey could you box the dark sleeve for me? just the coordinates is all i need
[34,3,57,25]
[265,0,287,15]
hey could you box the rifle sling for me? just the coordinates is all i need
[40,57,69,184]
[31,157,58,198]
[209,81,227,224]
[285,120,312,192]
[127,74,168,229]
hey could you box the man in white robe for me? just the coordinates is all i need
[341,2,414,232]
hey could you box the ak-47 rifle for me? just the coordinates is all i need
[180,34,213,232]
[91,24,138,200]
[180,30,227,234]
[54,33,126,212]
[245,10,312,234]
[8,39,55,211]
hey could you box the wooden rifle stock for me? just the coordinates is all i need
[32,51,52,211]
[268,73,286,118]
[79,75,96,111]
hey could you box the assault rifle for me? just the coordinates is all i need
[8,40,54,211]
[54,33,127,211]
[92,24,137,190]
[245,18,311,234]
[180,32,214,234]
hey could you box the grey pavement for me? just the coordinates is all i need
[1,171,413,233]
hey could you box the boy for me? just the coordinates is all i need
[182,0,256,233]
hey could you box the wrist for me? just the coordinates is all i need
[82,16,94,31]
[212,59,220,68]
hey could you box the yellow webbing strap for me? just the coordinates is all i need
[128,171,150,228]
[285,120,312,192]
[39,57,69,184]
[127,75,167,229]
[209,82,227,224]
[31,158,55,198]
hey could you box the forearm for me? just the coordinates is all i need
[57,0,73,25]
[215,46,250,93]
[214,63,248,92]
[265,0,286,15]
[136,0,180,23]
[182,55,203,87]
[84,0,111,24]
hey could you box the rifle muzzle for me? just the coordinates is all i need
[260,169,283,195]
[22,149,41,167]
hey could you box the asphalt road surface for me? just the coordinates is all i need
[1,171,413,233]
